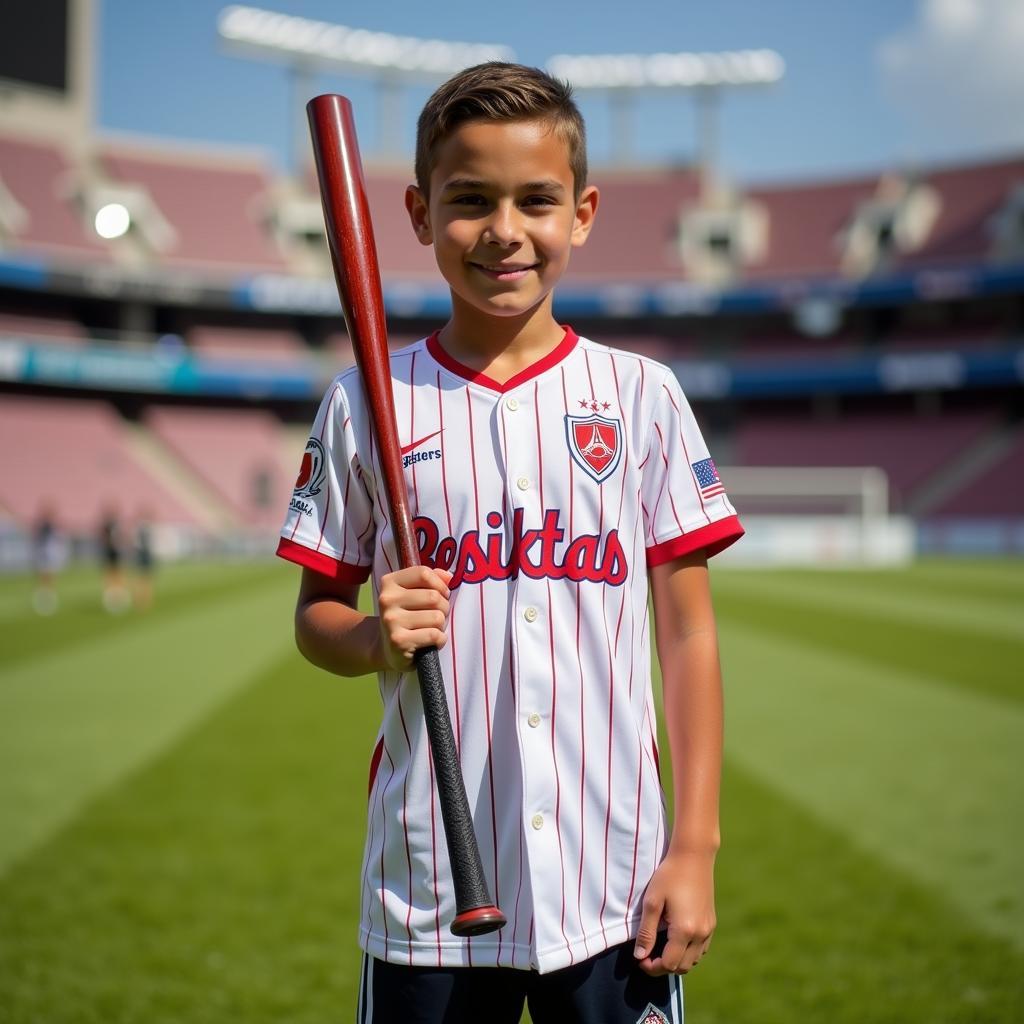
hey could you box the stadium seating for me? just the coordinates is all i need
[143,406,296,530]
[894,157,1024,270]
[565,168,702,282]
[734,409,998,510]
[99,143,289,272]
[0,136,109,259]
[928,430,1024,517]
[0,395,202,531]
[0,312,86,344]
[743,178,877,280]
[188,326,309,364]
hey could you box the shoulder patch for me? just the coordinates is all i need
[294,437,327,497]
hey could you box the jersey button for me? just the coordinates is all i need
[531,814,544,830]
[527,712,541,728]
[523,606,538,623]
[516,476,530,491]
[505,397,519,411]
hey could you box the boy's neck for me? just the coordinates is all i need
[436,297,568,384]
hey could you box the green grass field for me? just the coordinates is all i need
[1,558,1021,1023]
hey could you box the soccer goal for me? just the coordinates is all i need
[715,466,915,567]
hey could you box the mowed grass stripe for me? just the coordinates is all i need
[711,575,1023,707]
[0,559,242,622]
[0,568,297,874]
[0,560,290,670]
[712,567,1022,642]
[726,559,1023,604]
[0,650,379,1024]
[688,759,1024,1024]
[714,616,1024,950]
[901,557,1024,597]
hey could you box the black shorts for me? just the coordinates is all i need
[356,935,683,1024]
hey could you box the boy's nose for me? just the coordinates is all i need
[483,204,524,246]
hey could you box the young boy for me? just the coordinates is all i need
[277,62,743,1023]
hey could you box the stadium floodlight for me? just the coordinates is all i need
[94,203,131,240]
[546,49,785,90]
[547,48,784,179]
[217,5,514,78]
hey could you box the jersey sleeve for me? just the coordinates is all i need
[276,378,375,582]
[641,370,744,565]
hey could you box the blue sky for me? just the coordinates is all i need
[98,0,1024,184]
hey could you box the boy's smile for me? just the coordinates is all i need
[406,119,598,336]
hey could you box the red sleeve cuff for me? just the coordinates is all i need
[646,514,744,567]
[276,537,372,582]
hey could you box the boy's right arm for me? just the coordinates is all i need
[294,565,453,677]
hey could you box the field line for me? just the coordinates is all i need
[0,577,296,876]
[716,617,1024,950]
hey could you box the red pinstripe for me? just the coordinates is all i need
[625,750,644,935]
[653,421,687,536]
[426,749,441,962]
[378,744,395,959]
[366,430,395,574]
[363,733,386,942]
[563,369,590,956]
[537,382,572,960]
[624,590,650,931]
[396,690,415,960]
[546,577,572,959]
[508,652,525,967]
[497,399,523,964]
[663,382,712,526]
[436,371,460,752]
[408,350,419,514]
[465,387,502,954]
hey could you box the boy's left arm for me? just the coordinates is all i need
[634,548,723,977]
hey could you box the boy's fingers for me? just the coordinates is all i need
[632,903,663,960]
[392,589,450,613]
[385,565,451,596]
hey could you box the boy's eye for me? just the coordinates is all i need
[522,195,557,207]
[450,194,487,206]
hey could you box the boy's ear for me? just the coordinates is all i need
[405,185,433,246]
[571,185,599,248]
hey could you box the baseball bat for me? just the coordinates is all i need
[306,94,505,938]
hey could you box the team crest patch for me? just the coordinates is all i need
[564,413,622,483]
[293,437,326,497]
[636,1004,669,1024]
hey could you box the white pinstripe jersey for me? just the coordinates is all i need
[277,327,743,974]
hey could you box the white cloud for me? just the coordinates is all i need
[877,0,1024,158]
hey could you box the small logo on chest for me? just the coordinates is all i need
[564,412,622,483]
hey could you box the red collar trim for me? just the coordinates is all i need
[425,326,579,394]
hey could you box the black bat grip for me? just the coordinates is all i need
[413,645,506,936]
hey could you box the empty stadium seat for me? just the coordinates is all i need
[0,395,203,531]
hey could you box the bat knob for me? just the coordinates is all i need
[450,905,507,937]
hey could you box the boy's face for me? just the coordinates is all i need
[406,119,598,325]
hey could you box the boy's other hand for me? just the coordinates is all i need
[633,848,716,976]
[378,566,453,670]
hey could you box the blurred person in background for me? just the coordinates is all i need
[131,508,156,610]
[31,501,66,615]
[99,504,130,613]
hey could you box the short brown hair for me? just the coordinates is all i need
[414,62,587,199]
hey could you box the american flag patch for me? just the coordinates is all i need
[692,457,726,499]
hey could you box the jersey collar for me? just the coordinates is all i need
[425,326,579,394]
